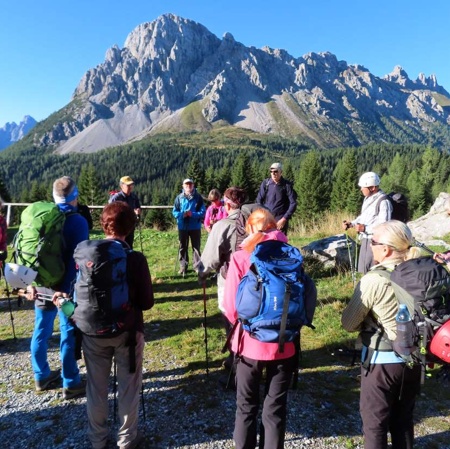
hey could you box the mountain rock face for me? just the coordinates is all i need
[0,115,37,150]
[33,14,450,153]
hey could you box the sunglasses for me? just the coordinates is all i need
[370,239,387,246]
[270,170,279,174]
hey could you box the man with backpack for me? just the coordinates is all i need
[256,162,297,234]
[172,178,205,276]
[343,171,392,273]
[25,176,89,400]
[196,187,247,374]
[109,176,141,249]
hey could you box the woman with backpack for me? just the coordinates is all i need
[54,202,154,449]
[342,220,422,449]
[222,208,296,449]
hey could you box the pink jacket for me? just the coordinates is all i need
[204,202,227,231]
[223,230,295,360]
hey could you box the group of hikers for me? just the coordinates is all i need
[3,164,450,449]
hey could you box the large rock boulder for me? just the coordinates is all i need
[408,192,450,249]
[301,234,357,270]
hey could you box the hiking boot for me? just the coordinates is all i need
[35,369,61,392]
[119,431,144,449]
[63,381,86,400]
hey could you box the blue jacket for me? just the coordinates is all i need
[57,203,89,294]
[172,190,205,231]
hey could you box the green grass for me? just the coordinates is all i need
[1,224,450,446]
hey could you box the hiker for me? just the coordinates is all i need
[172,178,205,275]
[204,189,227,232]
[256,162,297,234]
[0,198,7,262]
[62,201,153,449]
[223,208,296,449]
[109,176,141,249]
[342,171,392,273]
[25,176,89,400]
[342,220,422,449]
[196,187,247,372]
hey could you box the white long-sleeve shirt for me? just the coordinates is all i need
[352,190,392,238]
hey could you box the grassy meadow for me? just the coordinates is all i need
[1,212,450,448]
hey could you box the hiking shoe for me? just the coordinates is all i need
[63,381,86,400]
[119,431,144,449]
[35,369,61,392]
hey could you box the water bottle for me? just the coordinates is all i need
[394,304,414,355]
[58,297,75,318]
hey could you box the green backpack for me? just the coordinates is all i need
[13,201,68,288]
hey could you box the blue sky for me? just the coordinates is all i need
[1,0,449,126]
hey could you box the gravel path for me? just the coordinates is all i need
[1,299,450,449]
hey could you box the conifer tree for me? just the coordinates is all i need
[231,153,256,200]
[217,166,232,194]
[380,153,409,194]
[295,151,329,222]
[283,162,295,184]
[330,150,360,215]
[407,169,427,218]
[78,163,104,206]
[186,156,205,195]
[420,147,441,210]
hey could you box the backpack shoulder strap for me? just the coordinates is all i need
[374,194,390,216]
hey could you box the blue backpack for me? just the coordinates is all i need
[236,240,315,352]
[72,239,134,336]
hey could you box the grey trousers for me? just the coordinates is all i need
[82,331,144,449]
[358,238,374,274]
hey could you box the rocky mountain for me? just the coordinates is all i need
[0,115,37,150]
[31,14,450,154]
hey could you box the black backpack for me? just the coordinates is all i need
[72,239,134,336]
[375,192,409,223]
[369,257,450,380]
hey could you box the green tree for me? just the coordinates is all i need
[295,151,329,222]
[330,150,360,215]
[231,153,256,200]
[407,169,427,218]
[380,153,409,194]
[78,163,104,206]
[187,156,205,195]
[283,162,295,183]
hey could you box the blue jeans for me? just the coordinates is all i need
[30,305,81,388]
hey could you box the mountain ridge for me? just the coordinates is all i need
[24,13,450,153]
[0,115,37,150]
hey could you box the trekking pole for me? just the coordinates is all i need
[193,249,209,376]
[113,358,117,424]
[140,381,146,422]
[413,239,436,256]
[202,279,209,377]
[345,230,356,287]
[1,263,16,339]
[136,215,144,254]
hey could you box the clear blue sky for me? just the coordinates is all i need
[1,0,449,126]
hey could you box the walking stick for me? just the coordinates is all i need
[136,215,144,254]
[193,248,209,376]
[202,280,209,377]
[345,231,356,287]
[1,263,16,339]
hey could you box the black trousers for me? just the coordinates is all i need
[178,229,201,270]
[234,355,295,449]
[360,363,421,449]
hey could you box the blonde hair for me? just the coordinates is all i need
[373,220,421,261]
[241,208,278,253]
